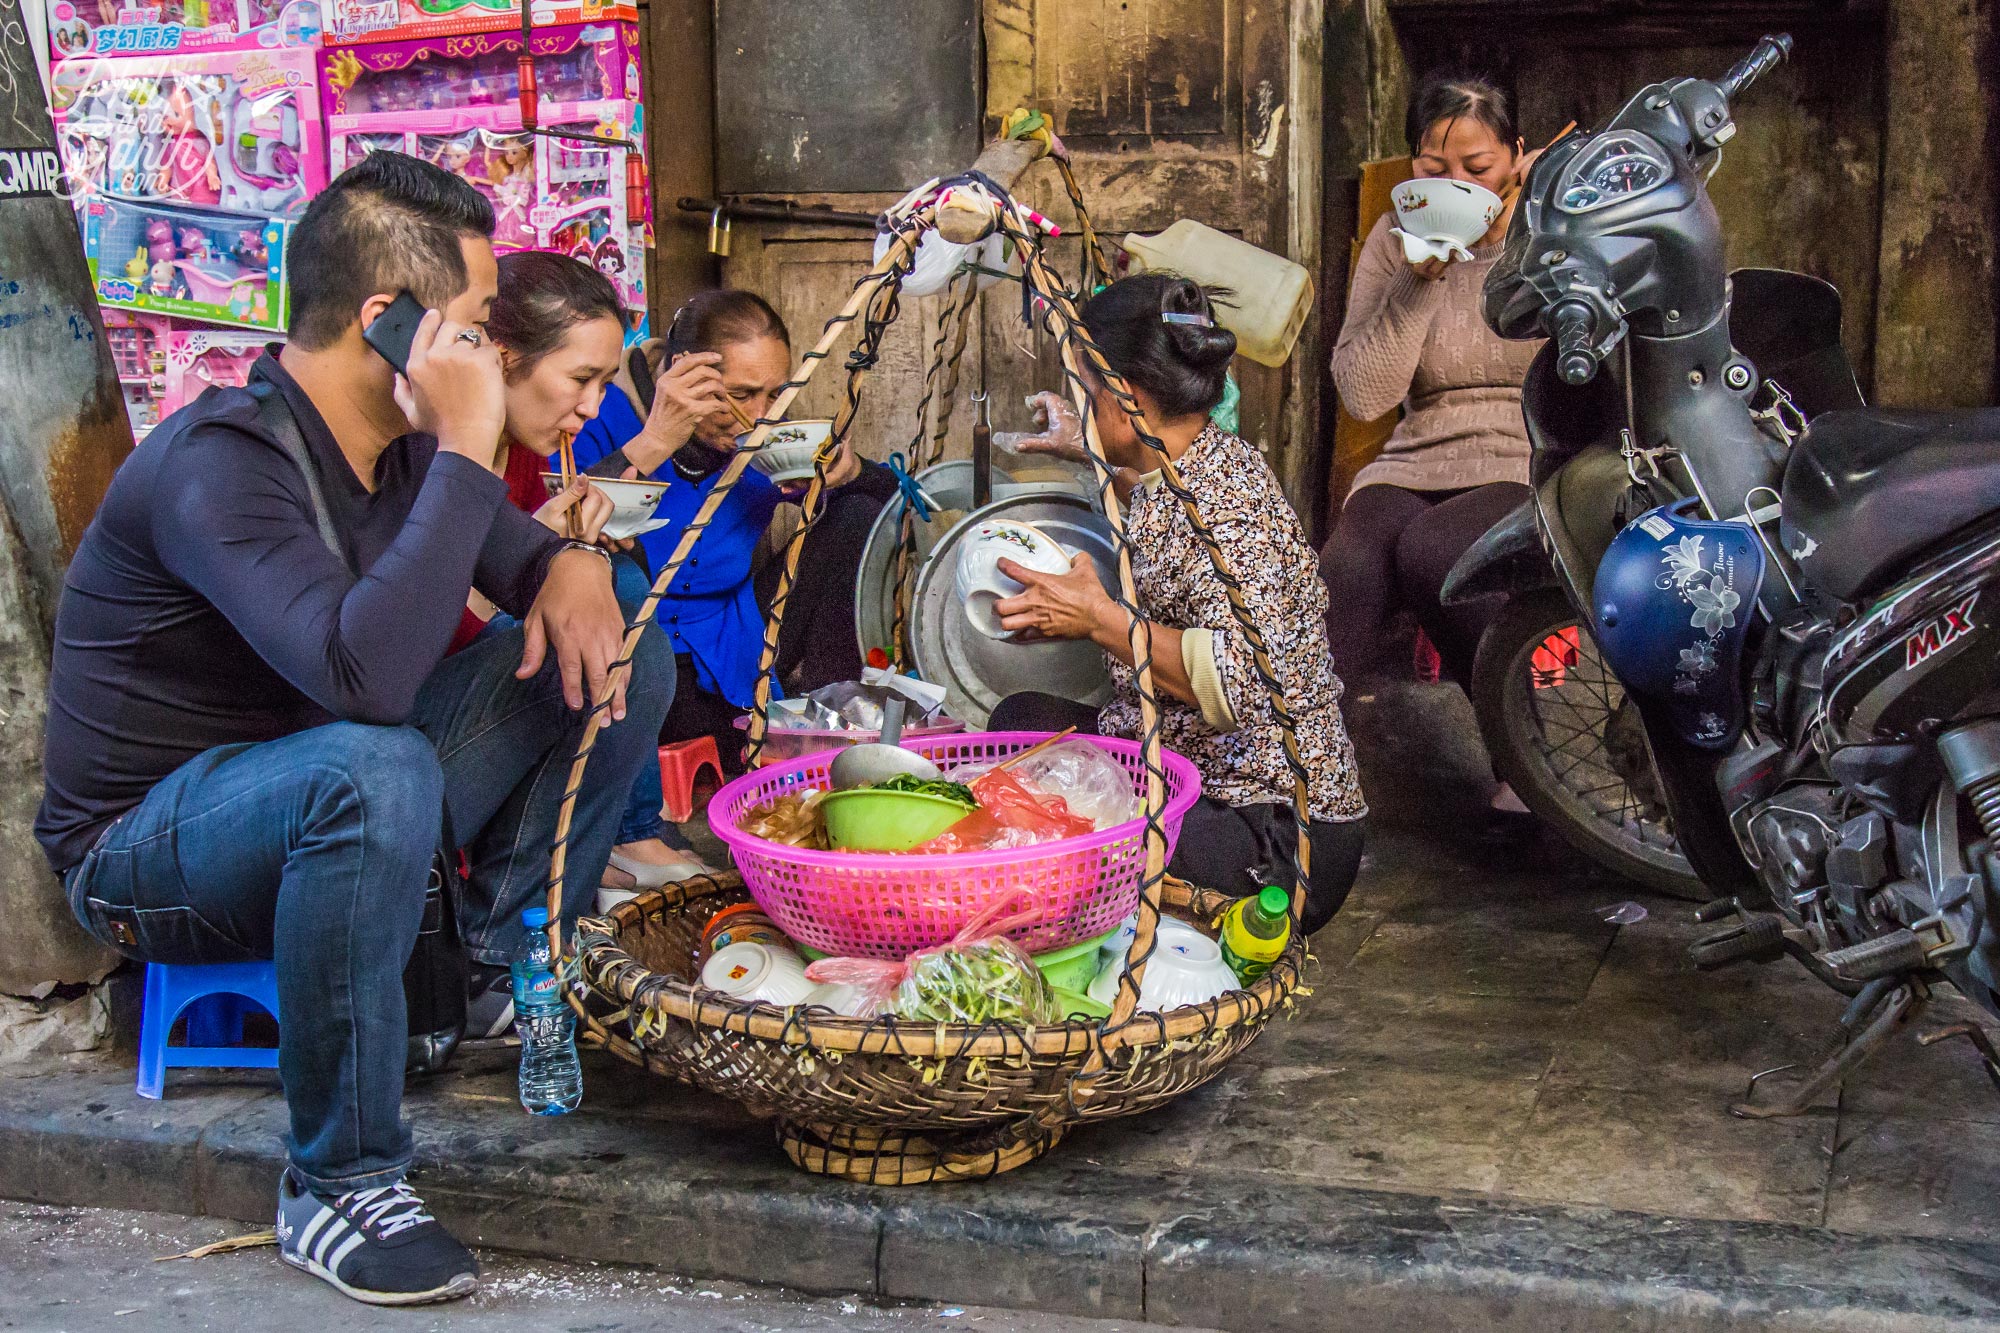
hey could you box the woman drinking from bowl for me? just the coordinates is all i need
[986,274,1365,934]
[568,289,901,777]
[475,252,714,921]
[1317,72,1543,827]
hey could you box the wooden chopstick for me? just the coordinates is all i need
[725,397,757,436]
[995,726,1080,772]
[557,433,578,539]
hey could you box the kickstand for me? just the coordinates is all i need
[1918,1021,2000,1098]
[1732,981,1925,1119]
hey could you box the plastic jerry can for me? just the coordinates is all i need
[1119,220,1314,367]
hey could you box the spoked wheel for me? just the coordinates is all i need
[1471,590,1704,898]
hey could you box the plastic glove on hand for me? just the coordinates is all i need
[992,390,1088,465]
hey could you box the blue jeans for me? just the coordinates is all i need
[487,556,679,849]
[62,613,673,1195]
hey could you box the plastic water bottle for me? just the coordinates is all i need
[1219,886,1293,983]
[513,906,581,1115]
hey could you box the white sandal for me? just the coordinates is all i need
[596,850,715,914]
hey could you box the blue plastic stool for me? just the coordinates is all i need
[137,961,280,1100]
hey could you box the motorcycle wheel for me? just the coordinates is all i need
[1470,590,1704,898]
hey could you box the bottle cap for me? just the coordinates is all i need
[522,906,550,930]
[1256,885,1289,918]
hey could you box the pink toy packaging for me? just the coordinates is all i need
[322,23,651,309]
[101,309,170,438]
[46,0,322,58]
[318,22,640,119]
[160,323,269,414]
[323,0,634,48]
[85,200,289,330]
[50,47,328,218]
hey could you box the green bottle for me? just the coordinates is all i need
[1220,885,1291,982]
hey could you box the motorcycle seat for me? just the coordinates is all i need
[1780,407,2000,602]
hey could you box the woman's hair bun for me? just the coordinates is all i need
[1079,272,1238,419]
[1163,280,1239,371]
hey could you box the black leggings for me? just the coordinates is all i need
[988,692,1364,935]
[1319,481,1532,687]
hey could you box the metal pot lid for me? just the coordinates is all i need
[908,493,1117,728]
[854,461,1096,662]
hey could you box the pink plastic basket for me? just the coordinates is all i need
[708,732,1203,959]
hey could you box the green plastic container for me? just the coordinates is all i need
[820,788,974,852]
[1051,986,1111,1021]
[1034,928,1120,992]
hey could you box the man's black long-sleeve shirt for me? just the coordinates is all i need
[36,351,564,873]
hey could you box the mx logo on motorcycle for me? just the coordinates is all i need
[1904,592,1978,670]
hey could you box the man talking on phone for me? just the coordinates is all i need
[36,152,672,1305]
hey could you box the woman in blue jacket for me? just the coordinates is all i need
[571,290,899,781]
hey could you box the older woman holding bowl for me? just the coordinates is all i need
[986,273,1365,934]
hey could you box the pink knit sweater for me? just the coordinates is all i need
[1332,214,1542,494]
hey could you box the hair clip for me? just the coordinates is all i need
[1161,311,1214,327]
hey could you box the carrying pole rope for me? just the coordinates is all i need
[886,270,979,667]
[746,233,919,764]
[540,209,937,957]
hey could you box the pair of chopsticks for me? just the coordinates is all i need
[995,727,1079,772]
[556,433,579,538]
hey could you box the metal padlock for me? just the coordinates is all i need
[708,207,732,257]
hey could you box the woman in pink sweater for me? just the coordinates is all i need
[1320,75,1542,705]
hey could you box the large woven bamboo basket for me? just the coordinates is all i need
[544,121,1324,1182]
[567,870,1304,1182]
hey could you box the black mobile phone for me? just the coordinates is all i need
[362,290,427,375]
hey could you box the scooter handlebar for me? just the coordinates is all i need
[1550,301,1601,386]
[1719,34,1792,103]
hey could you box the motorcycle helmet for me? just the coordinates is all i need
[1592,499,1766,751]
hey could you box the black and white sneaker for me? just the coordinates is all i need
[466,965,516,1039]
[276,1170,478,1305]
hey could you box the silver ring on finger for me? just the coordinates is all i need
[455,329,483,346]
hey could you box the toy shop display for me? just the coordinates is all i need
[318,22,641,120]
[49,47,329,218]
[47,0,323,59]
[160,323,268,415]
[322,0,635,49]
[85,200,288,330]
[321,23,651,309]
[102,309,168,438]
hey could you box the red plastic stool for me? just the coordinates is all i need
[658,737,724,824]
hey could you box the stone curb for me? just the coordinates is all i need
[2,1057,1997,1332]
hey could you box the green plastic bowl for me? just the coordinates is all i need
[1034,928,1119,992]
[1051,986,1111,1021]
[820,788,975,852]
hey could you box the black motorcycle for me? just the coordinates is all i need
[1449,34,2000,1110]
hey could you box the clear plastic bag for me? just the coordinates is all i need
[948,740,1139,831]
[803,896,1060,1025]
[911,769,1095,854]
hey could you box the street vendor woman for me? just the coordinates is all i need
[988,274,1366,933]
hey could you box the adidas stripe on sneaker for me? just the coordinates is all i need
[277,1170,478,1306]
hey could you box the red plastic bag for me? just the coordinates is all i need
[911,769,1094,854]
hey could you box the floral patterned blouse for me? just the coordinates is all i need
[1096,423,1367,823]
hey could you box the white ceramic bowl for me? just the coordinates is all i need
[953,518,1076,638]
[539,472,669,541]
[1088,922,1240,1011]
[1388,177,1505,264]
[738,419,835,487]
[700,941,819,1008]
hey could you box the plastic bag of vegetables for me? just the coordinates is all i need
[803,894,1060,1024]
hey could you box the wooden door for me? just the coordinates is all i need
[700,1,1312,496]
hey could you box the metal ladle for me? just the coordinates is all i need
[827,697,941,790]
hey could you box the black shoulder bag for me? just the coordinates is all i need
[248,381,469,1075]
